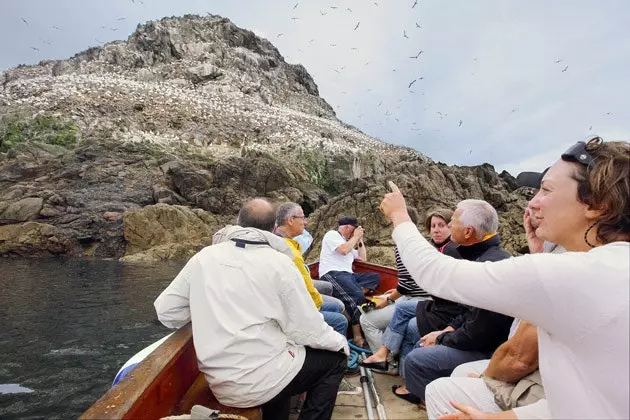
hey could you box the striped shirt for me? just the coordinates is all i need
[395,247,431,298]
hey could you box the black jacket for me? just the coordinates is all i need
[435,235,514,354]
[415,239,467,336]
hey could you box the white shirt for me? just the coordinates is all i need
[318,230,359,276]
[154,228,347,408]
[393,222,629,420]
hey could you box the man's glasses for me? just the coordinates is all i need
[292,216,307,221]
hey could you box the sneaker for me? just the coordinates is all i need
[337,377,362,395]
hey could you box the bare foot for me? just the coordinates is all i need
[394,384,409,395]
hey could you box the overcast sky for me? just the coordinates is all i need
[2,0,629,175]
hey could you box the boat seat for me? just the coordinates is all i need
[177,373,262,420]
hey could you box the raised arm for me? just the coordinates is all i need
[392,221,598,340]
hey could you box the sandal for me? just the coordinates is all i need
[358,360,389,371]
[391,385,422,404]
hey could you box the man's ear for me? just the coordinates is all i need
[463,226,474,240]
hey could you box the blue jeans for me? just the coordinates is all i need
[320,301,348,336]
[326,271,380,305]
[403,345,490,402]
[400,317,421,376]
[381,300,417,355]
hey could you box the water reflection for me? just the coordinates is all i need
[0,257,183,419]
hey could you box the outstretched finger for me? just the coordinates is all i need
[388,181,401,193]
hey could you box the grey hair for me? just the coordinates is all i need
[456,199,499,239]
[275,202,302,227]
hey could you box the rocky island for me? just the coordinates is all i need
[0,14,531,265]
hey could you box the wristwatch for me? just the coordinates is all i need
[386,296,394,305]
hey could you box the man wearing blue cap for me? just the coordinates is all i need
[319,216,381,347]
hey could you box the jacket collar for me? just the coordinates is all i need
[457,235,501,261]
[212,225,294,260]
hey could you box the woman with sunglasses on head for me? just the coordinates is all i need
[381,137,629,419]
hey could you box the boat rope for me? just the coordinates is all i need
[347,339,372,369]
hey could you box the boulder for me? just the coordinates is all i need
[122,204,232,261]
[0,197,44,222]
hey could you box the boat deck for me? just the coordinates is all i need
[332,374,426,420]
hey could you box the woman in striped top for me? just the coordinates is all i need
[359,208,458,359]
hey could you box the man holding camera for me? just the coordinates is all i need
[319,216,381,347]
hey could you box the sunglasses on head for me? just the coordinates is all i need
[561,137,603,168]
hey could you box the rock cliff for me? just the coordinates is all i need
[0,14,530,265]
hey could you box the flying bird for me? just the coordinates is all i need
[330,43,337,47]
[309,39,315,43]
[52,26,61,30]
[39,37,52,45]
[354,22,360,30]
[555,59,562,63]
[403,30,409,39]
[277,33,283,37]
[347,8,353,12]
[30,46,39,51]
[374,2,378,6]
[458,120,463,127]
[350,47,358,51]
[319,10,327,15]
[412,0,418,8]
[110,27,118,31]
[415,22,422,28]
[117,17,126,21]
[291,17,299,20]
[589,125,593,131]
[410,50,423,59]
[561,66,568,72]
[408,79,417,88]
[293,2,298,9]
[330,6,338,9]
[377,101,383,107]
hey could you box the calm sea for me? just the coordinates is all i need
[0,257,185,419]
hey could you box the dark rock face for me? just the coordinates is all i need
[0,15,528,264]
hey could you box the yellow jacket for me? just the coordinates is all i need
[284,237,323,310]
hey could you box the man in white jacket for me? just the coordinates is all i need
[154,198,349,420]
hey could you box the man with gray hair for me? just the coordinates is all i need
[388,199,514,405]
[275,202,348,337]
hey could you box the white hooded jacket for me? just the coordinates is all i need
[154,226,348,408]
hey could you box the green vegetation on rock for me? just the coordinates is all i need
[0,115,78,153]
[298,148,335,192]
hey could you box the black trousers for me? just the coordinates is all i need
[262,347,347,420]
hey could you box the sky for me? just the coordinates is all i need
[2,0,629,175]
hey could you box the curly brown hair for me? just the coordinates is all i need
[565,137,630,244]
[424,208,454,232]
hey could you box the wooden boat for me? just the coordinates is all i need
[81,261,398,420]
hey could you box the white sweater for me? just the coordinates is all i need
[393,222,629,419]
[154,228,347,408]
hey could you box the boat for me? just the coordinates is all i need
[81,261,400,420]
